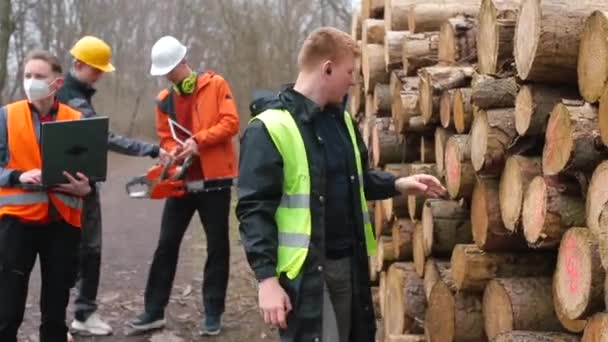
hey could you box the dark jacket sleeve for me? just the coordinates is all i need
[352,117,399,201]
[236,120,283,281]
[66,97,160,158]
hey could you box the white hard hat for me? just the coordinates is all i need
[150,36,187,76]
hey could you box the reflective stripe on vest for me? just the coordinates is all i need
[0,100,83,227]
[0,192,82,209]
[252,109,376,280]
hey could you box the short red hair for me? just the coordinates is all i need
[297,27,360,70]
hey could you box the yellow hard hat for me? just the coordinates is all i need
[70,36,115,72]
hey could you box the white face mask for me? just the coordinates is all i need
[23,78,54,102]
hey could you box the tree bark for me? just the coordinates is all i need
[472,177,529,251]
[471,74,518,109]
[477,0,520,74]
[450,244,556,293]
[445,134,476,200]
[543,101,608,176]
[499,155,542,232]
[420,136,435,163]
[419,66,475,125]
[522,176,585,249]
[374,83,392,115]
[385,30,409,71]
[362,0,385,19]
[426,281,486,341]
[470,108,518,175]
[407,0,481,33]
[514,83,580,137]
[421,199,471,257]
[483,277,563,340]
[453,87,474,134]
[384,0,410,31]
[391,72,420,133]
[514,0,608,84]
[554,227,604,322]
[385,263,426,335]
[392,219,416,260]
[578,11,608,103]
[413,222,426,277]
[402,32,440,76]
[493,331,580,342]
[438,15,477,65]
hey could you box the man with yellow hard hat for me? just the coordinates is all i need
[56,35,167,336]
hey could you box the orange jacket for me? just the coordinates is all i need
[0,100,83,227]
[155,72,239,180]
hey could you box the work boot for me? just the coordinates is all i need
[129,312,166,332]
[71,313,113,336]
[199,315,222,336]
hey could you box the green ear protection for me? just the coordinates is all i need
[173,72,197,95]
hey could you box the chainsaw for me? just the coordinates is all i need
[125,155,235,199]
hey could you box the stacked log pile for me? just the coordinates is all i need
[352,0,608,341]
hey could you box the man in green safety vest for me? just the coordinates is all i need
[237,27,446,342]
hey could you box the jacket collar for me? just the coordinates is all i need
[279,85,343,123]
[65,71,96,98]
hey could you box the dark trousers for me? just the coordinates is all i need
[74,190,102,321]
[144,189,231,317]
[0,216,81,342]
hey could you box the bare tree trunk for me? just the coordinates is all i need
[0,0,14,103]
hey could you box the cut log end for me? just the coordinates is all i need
[499,157,523,232]
[483,280,514,340]
[477,0,500,74]
[582,313,608,342]
[425,282,455,342]
[453,88,473,134]
[450,244,467,292]
[440,90,453,128]
[554,227,604,321]
[587,161,608,236]
[499,156,542,232]
[513,0,541,81]
[542,103,574,175]
[578,11,608,103]
[514,84,534,136]
[522,176,547,245]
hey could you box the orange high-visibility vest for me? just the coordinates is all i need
[0,100,83,227]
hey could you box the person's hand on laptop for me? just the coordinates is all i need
[175,138,199,160]
[54,171,91,197]
[19,169,42,184]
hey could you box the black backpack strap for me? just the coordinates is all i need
[155,87,177,121]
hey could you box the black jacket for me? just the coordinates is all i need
[237,87,398,341]
[56,72,159,158]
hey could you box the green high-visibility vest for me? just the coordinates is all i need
[252,109,376,280]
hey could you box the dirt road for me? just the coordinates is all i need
[18,153,277,342]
